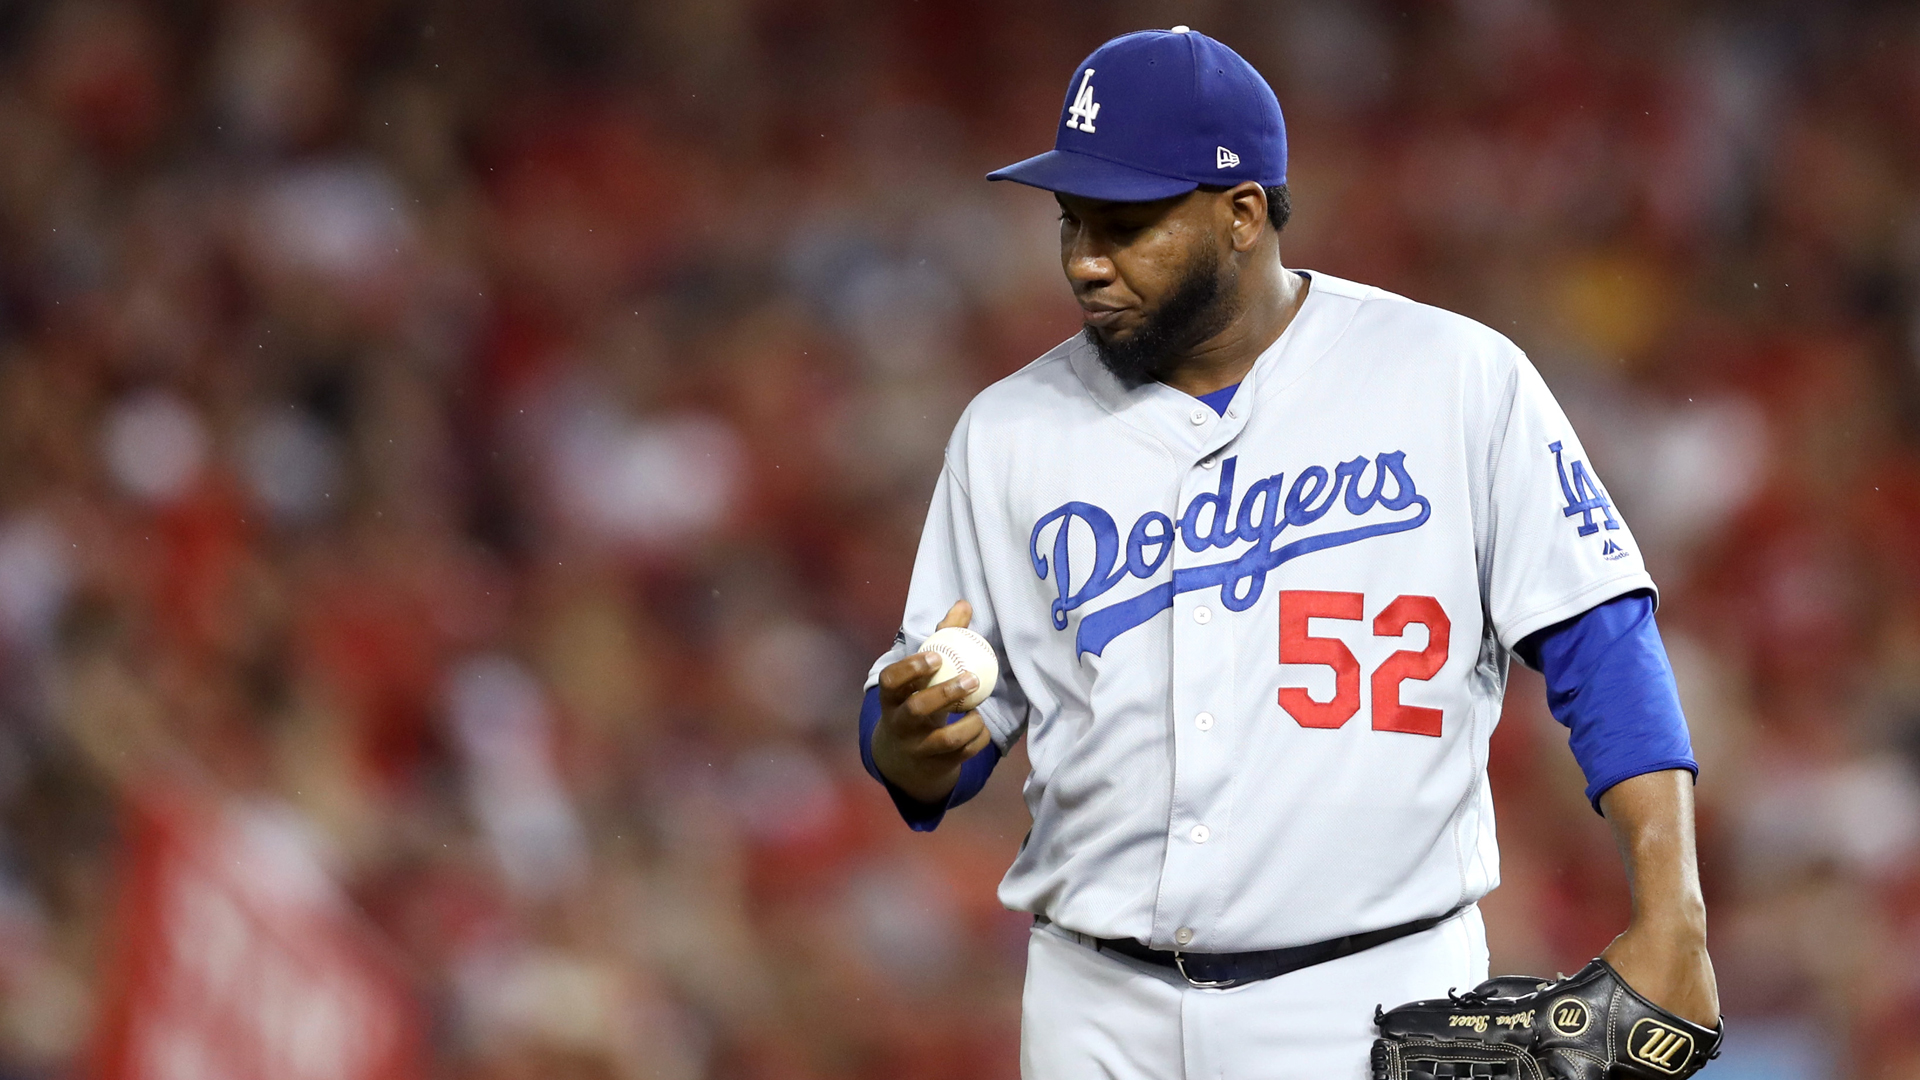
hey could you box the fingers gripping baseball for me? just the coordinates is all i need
[937,599,973,631]
[877,601,973,709]
[872,601,995,803]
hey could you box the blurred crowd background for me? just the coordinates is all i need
[0,0,1915,1077]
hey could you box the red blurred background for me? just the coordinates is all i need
[0,1,1915,1077]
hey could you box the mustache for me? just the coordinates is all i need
[1085,248,1234,389]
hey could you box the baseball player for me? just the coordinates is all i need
[859,27,1720,1080]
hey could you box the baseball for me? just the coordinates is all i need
[919,626,998,712]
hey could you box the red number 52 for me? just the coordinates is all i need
[1277,591,1450,737]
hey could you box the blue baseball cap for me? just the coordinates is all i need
[988,27,1287,202]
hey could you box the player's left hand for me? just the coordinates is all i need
[1372,955,1722,1079]
[1599,919,1719,1028]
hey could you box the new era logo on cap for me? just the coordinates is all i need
[986,27,1288,202]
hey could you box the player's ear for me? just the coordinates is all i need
[1224,182,1268,253]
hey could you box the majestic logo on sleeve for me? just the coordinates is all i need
[1030,453,1430,656]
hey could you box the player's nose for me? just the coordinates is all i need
[1062,234,1117,290]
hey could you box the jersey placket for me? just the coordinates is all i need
[1151,394,1253,952]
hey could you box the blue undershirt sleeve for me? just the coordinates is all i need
[858,684,1002,832]
[1514,590,1698,814]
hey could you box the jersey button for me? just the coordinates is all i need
[1195,712,1214,731]
[1193,605,1212,624]
[1200,455,1217,469]
[1174,927,1195,946]
[1189,408,1208,426]
[1190,824,1211,844]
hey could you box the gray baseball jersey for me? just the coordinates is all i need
[865,271,1652,952]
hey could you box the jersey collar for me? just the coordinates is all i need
[1067,269,1359,459]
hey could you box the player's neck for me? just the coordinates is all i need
[1156,259,1308,399]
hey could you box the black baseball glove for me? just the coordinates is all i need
[1371,959,1723,1079]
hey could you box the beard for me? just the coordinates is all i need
[1084,242,1237,389]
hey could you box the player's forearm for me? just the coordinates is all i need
[871,732,968,803]
[1598,768,1707,932]
[1596,768,1719,1026]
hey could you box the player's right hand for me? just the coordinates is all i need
[870,600,994,805]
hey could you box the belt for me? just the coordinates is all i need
[1039,905,1467,990]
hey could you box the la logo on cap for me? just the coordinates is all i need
[986,28,1288,203]
[1066,68,1100,132]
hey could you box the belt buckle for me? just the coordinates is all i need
[1172,951,1238,990]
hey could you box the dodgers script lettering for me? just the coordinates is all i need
[1030,452,1431,656]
